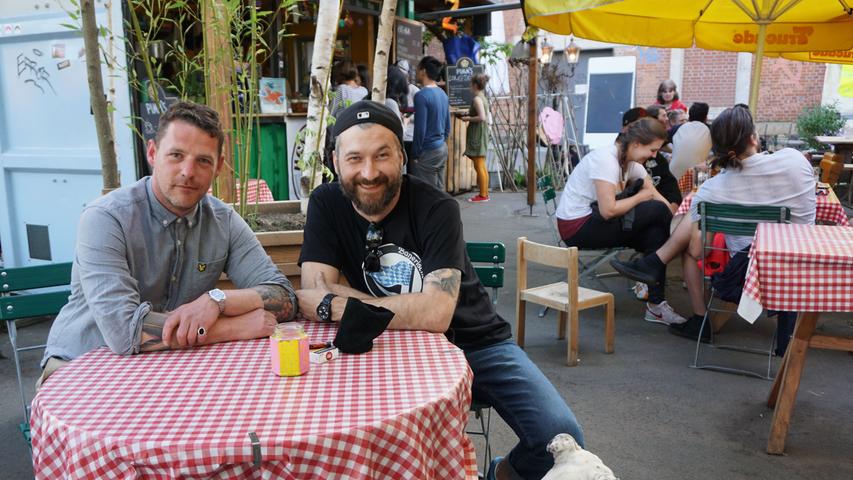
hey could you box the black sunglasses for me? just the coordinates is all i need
[364,223,384,272]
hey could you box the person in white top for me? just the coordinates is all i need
[669,102,712,182]
[329,61,369,117]
[611,106,816,343]
[396,60,420,159]
[556,117,686,325]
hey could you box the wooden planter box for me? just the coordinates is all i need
[217,200,305,290]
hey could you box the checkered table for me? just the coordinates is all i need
[208,178,275,203]
[738,223,853,321]
[31,323,478,479]
[734,223,853,454]
[674,189,850,227]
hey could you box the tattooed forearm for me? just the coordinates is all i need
[253,284,296,323]
[424,268,461,296]
[139,312,169,352]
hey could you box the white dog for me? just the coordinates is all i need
[541,434,619,480]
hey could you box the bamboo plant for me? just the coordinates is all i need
[73,0,298,221]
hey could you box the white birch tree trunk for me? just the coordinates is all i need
[300,0,340,195]
[371,0,397,103]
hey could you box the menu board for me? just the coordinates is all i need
[445,57,484,108]
[394,17,423,83]
[137,81,177,143]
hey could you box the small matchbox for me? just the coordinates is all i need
[310,346,339,364]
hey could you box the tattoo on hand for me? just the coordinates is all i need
[425,269,461,296]
[253,285,295,322]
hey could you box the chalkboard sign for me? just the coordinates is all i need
[394,18,424,83]
[445,57,484,108]
[585,73,633,134]
[137,81,177,143]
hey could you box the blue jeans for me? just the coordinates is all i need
[465,340,584,479]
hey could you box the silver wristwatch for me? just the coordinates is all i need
[207,288,226,314]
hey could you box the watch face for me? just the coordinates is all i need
[317,304,330,321]
[209,289,226,302]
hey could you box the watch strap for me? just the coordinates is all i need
[318,293,337,322]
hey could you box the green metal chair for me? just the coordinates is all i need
[466,242,505,305]
[0,262,73,442]
[464,241,504,473]
[692,203,790,380]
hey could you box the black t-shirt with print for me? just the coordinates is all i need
[645,153,682,205]
[298,175,512,351]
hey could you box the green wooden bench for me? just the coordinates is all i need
[0,262,73,443]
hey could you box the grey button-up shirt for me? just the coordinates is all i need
[43,177,295,365]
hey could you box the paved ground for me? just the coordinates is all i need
[2,191,852,479]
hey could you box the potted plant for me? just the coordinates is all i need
[796,102,845,151]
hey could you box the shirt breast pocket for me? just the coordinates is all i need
[191,255,228,292]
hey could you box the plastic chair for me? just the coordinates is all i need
[0,262,72,443]
[692,203,791,380]
[464,241,504,472]
[515,237,615,366]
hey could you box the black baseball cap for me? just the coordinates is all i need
[622,107,649,127]
[332,101,406,161]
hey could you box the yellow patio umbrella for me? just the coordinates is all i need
[777,49,853,65]
[522,0,853,111]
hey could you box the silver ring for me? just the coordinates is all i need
[197,327,206,336]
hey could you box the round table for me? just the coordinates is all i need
[31,323,478,479]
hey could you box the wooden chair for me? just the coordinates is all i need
[537,175,626,292]
[819,152,844,185]
[0,262,72,442]
[515,237,615,366]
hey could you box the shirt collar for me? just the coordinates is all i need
[145,176,200,228]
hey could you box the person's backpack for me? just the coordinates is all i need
[709,246,750,303]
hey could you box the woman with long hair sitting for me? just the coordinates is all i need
[556,117,686,325]
[611,106,815,348]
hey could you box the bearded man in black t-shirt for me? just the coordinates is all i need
[296,101,585,480]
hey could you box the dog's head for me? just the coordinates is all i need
[544,434,620,480]
[547,433,582,456]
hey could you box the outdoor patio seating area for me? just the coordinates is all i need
[2,192,851,479]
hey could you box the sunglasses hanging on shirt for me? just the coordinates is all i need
[364,223,384,272]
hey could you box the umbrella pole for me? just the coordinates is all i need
[527,40,538,214]
[748,22,769,114]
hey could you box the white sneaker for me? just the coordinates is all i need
[644,301,687,325]
[632,282,648,301]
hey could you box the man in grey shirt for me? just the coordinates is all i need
[40,102,296,385]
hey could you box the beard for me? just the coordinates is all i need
[339,171,402,216]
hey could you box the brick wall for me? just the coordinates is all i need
[503,8,526,42]
[681,49,739,109]
[621,46,671,109]
[752,56,825,121]
[614,45,825,122]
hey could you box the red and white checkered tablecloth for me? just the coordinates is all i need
[674,191,850,227]
[677,170,694,195]
[208,178,275,203]
[31,323,478,480]
[739,223,853,321]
